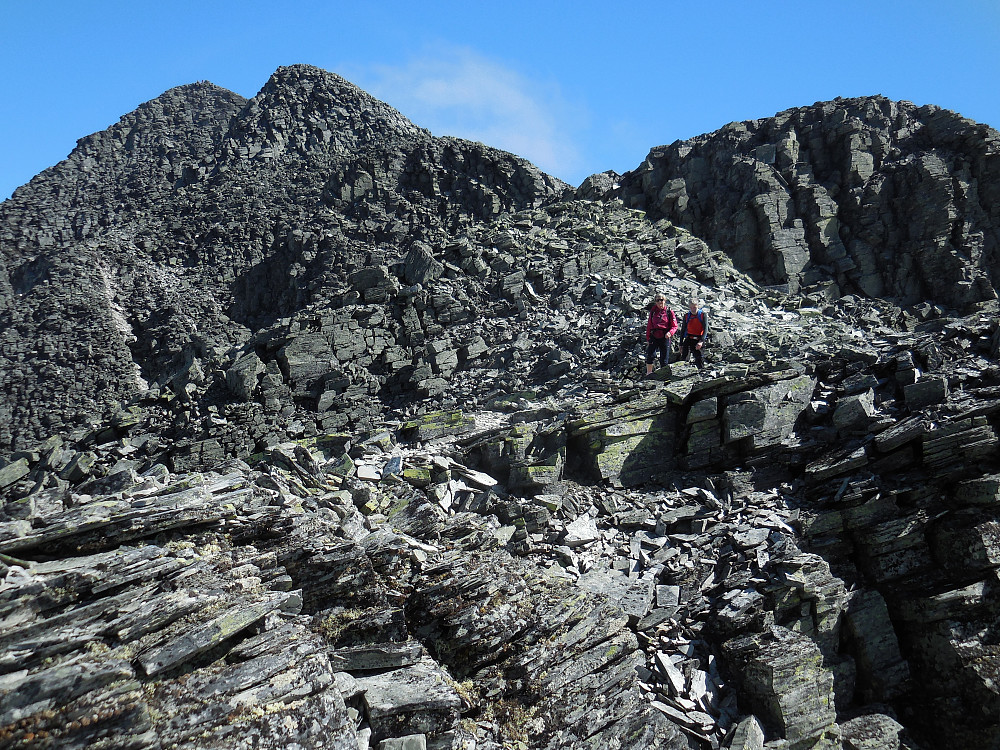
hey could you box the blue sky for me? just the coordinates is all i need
[2,1,998,201]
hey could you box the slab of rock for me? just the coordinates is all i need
[564,515,600,547]
[331,641,423,672]
[0,459,30,489]
[726,714,765,750]
[226,352,266,401]
[723,627,838,749]
[843,590,910,701]
[723,375,815,450]
[833,389,875,432]
[137,590,296,676]
[354,656,462,742]
[903,375,948,409]
[840,713,904,750]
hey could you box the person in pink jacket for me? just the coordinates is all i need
[644,292,678,376]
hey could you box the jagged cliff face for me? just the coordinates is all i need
[4,66,1000,750]
[619,96,1000,308]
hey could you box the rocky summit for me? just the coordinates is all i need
[1,64,1000,750]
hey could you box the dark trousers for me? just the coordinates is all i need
[645,337,670,368]
[680,336,704,368]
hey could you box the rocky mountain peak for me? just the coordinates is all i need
[81,79,246,150]
[221,63,424,163]
[8,81,245,208]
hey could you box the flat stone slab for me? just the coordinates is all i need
[355,656,461,741]
[564,515,600,547]
[331,641,422,671]
[840,713,904,750]
[0,459,30,488]
[903,376,948,409]
[138,591,293,676]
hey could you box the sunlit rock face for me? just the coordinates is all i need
[619,95,1000,309]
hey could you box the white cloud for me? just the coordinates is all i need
[343,47,584,184]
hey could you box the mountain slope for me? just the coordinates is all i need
[0,65,565,450]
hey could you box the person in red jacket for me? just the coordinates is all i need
[679,297,708,369]
[645,293,678,376]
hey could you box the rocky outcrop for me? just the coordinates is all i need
[618,96,1000,309]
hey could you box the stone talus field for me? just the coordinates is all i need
[2,63,1000,749]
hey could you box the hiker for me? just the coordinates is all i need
[679,297,708,369]
[644,292,678,376]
